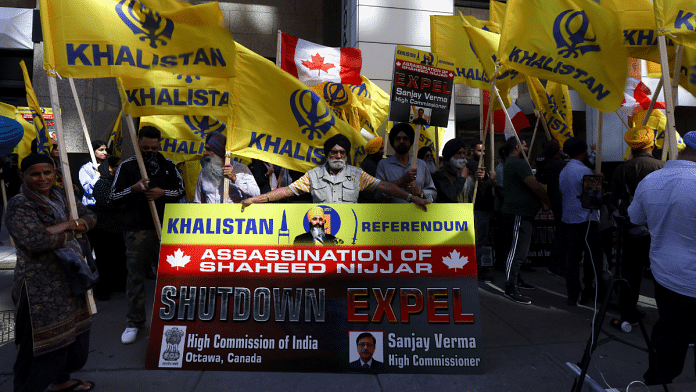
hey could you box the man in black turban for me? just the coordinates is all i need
[241,133,430,210]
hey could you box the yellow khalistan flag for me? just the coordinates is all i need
[603,0,677,63]
[309,75,389,137]
[141,114,227,164]
[431,14,524,97]
[118,71,231,117]
[227,43,367,173]
[654,0,696,50]
[38,0,236,78]
[525,76,573,144]
[500,0,628,112]
[489,0,506,26]
[108,110,123,158]
[19,60,52,155]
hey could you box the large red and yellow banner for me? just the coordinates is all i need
[146,203,483,374]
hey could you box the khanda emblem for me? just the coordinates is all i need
[116,0,174,49]
[32,111,50,154]
[322,83,349,107]
[554,10,600,59]
[350,82,371,99]
[290,89,336,141]
[184,115,226,139]
[175,74,201,83]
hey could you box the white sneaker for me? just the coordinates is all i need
[121,327,139,344]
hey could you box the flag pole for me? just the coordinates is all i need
[68,78,97,168]
[493,85,529,165]
[529,115,541,156]
[124,113,162,239]
[614,111,630,130]
[658,36,679,161]
[0,168,13,247]
[473,67,502,205]
[434,127,440,167]
[411,125,421,169]
[47,75,97,315]
[538,111,552,141]
[642,79,663,126]
[596,110,603,175]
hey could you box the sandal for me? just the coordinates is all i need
[48,379,95,392]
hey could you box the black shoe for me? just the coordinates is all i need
[520,264,536,272]
[477,273,494,283]
[517,277,535,290]
[504,286,532,305]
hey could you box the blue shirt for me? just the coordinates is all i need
[559,159,599,224]
[628,159,696,298]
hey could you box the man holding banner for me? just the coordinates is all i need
[375,123,437,204]
[194,131,259,204]
[111,126,185,345]
[241,134,429,210]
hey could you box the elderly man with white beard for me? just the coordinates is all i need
[241,133,430,210]
[194,131,260,204]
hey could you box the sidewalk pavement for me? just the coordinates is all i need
[0,220,693,391]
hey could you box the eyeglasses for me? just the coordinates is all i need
[357,343,375,348]
[328,149,346,157]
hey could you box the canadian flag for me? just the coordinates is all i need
[279,32,362,86]
[621,78,665,116]
[482,90,531,137]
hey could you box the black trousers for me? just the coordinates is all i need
[564,221,606,303]
[88,227,127,295]
[13,294,90,392]
[643,280,696,385]
[619,234,651,322]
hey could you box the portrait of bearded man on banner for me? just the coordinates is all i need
[293,206,340,245]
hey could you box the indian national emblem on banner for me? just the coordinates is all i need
[290,89,336,141]
[184,115,226,139]
[116,0,174,49]
[554,10,600,59]
[159,325,186,368]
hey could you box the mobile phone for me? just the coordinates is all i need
[581,175,603,210]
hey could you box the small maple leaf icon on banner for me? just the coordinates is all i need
[167,248,190,270]
[301,53,335,76]
[442,249,469,271]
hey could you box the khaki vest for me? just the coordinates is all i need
[307,164,364,203]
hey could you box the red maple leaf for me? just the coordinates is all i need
[301,53,335,76]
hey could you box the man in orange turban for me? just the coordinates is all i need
[293,206,339,245]
[609,125,664,329]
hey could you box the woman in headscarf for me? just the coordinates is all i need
[78,140,108,208]
[6,153,96,392]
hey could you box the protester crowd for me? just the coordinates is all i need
[7,122,696,390]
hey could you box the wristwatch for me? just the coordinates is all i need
[406,193,413,202]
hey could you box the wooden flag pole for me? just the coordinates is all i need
[411,125,421,169]
[0,169,13,247]
[48,76,97,315]
[68,78,97,168]
[596,111,603,175]
[222,156,230,204]
[473,68,502,205]
[434,127,440,167]
[658,35,679,161]
[614,111,630,130]
[642,78,663,126]
[529,115,541,156]
[538,111,552,141]
[493,85,529,165]
[124,113,162,239]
